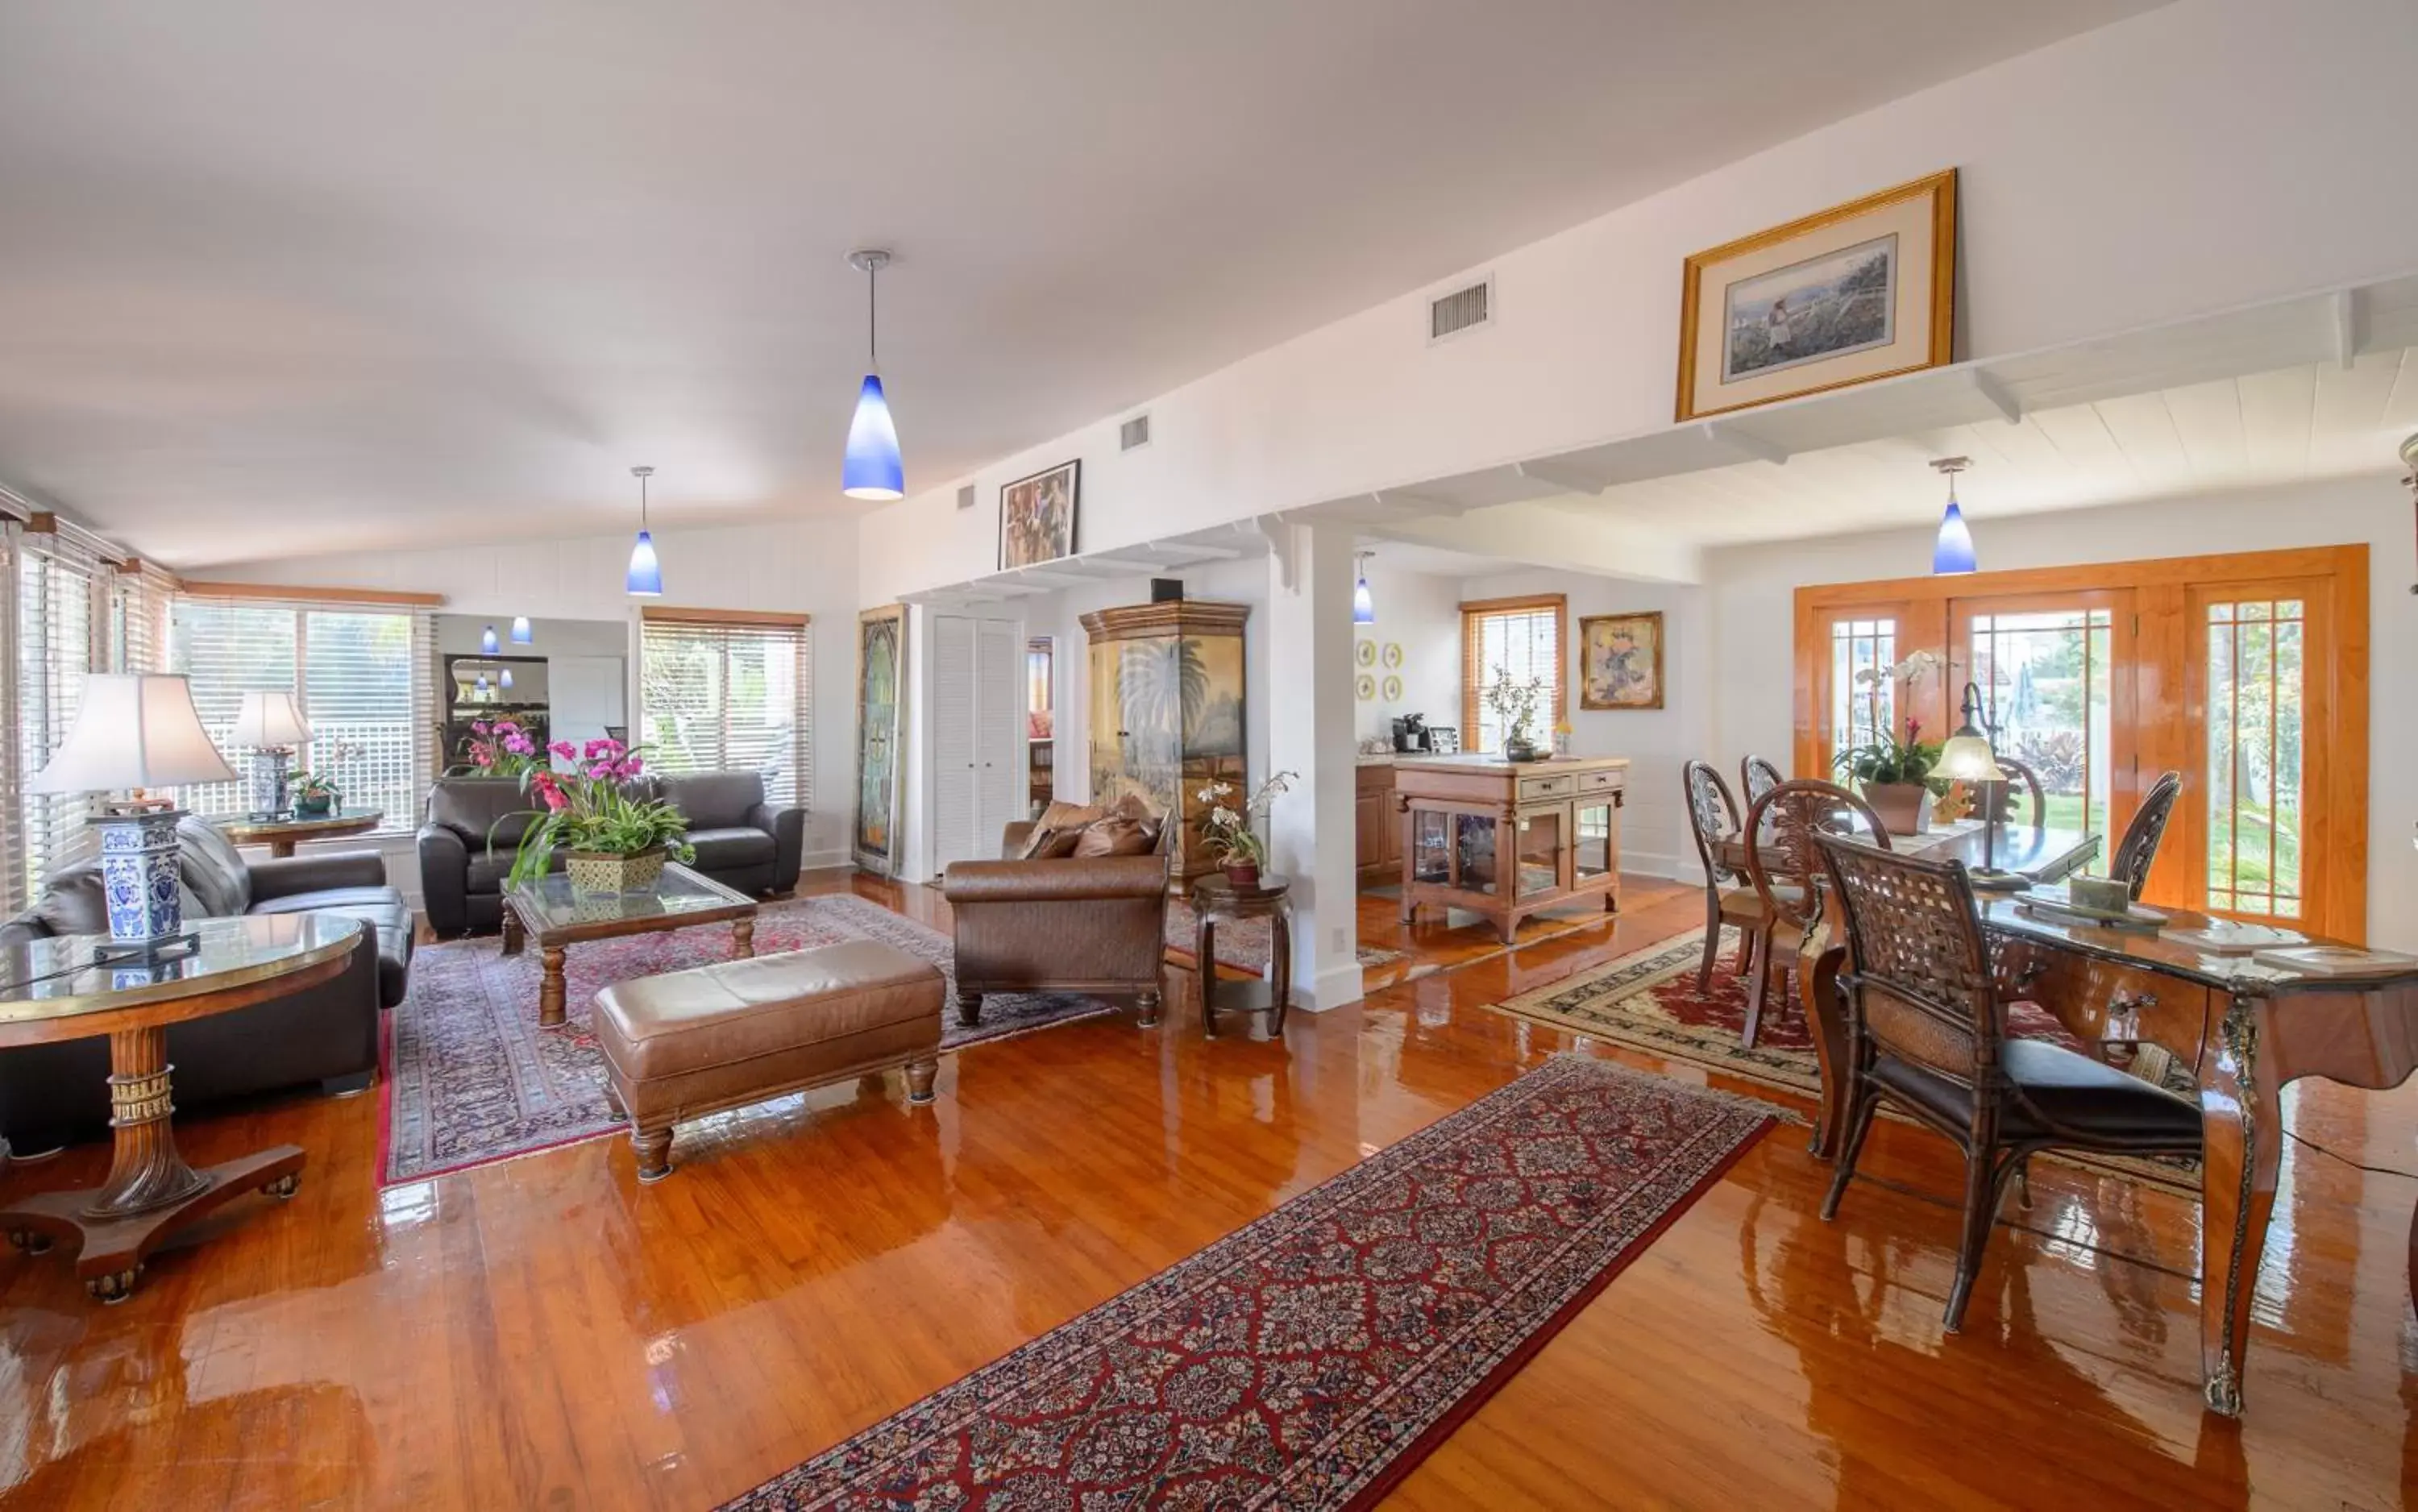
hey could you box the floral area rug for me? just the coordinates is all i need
[1492,926,2200,1196]
[1163,895,1406,974]
[717,1054,1774,1510]
[380,893,1112,1186]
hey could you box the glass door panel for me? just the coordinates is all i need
[1515,811,1563,899]
[1573,801,1615,881]
[2196,592,2312,921]
[1410,811,1451,885]
[1454,814,1500,895]
[1826,615,1899,764]
[1951,592,2134,876]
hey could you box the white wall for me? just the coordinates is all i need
[1456,570,1710,879]
[1351,562,1461,749]
[860,0,2418,604]
[1703,473,2416,949]
[204,516,862,881]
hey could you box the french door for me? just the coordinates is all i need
[1949,591,2138,867]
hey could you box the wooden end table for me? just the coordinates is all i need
[501,863,758,1028]
[214,808,384,859]
[0,913,363,1302]
[1190,874,1292,1038]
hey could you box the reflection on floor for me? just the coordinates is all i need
[3,866,2414,1508]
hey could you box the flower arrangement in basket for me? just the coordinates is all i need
[505,738,695,895]
[1196,770,1295,889]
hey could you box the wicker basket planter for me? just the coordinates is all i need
[565,845,670,896]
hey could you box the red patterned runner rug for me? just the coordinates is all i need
[718,1055,1774,1510]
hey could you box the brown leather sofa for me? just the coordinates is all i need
[0,818,409,1148]
[940,817,1171,1028]
[416,771,806,937]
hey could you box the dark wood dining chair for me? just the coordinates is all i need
[1811,833,2204,1331]
[1739,779,1887,1049]
[1740,754,1784,810]
[1681,760,1759,992]
[2110,770,2183,900]
[1982,756,2047,833]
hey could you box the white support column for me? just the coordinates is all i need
[1264,520,1363,1010]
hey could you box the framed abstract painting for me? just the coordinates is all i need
[999,459,1081,570]
[1675,169,1957,421]
[1578,611,1664,711]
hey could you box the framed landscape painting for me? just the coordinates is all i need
[1676,169,1956,421]
[853,605,905,875]
[1578,611,1664,711]
[999,459,1081,570]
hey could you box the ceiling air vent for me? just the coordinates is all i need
[1120,413,1152,451]
[1429,276,1493,343]
[956,484,976,510]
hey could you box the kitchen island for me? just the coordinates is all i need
[1394,753,1627,944]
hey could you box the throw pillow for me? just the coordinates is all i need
[1073,817,1157,858]
[1018,801,1105,860]
[1029,826,1087,860]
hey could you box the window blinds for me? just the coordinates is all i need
[638,611,812,808]
[15,530,107,901]
[1460,596,1566,754]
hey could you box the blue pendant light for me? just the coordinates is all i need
[625,465,663,597]
[481,624,500,654]
[500,667,514,691]
[474,673,489,697]
[1352,550,1376,625]
[841,249,904,501]
[1930,456,1977,575]
[509,616,533,645]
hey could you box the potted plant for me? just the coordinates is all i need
[285,738,359,816]
[1197,770,1295,889]
[1485,666,1548,762]
[1834,652,1947,834]
[507,738,695,895]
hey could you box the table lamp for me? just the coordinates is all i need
[1933,680,2021,890]
[27,674,238,957]
[231,690,312,817]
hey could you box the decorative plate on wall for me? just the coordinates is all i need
[1381,642,1404,669]
[1355,673,1377,701]
[1381,674,1403,701]
[1355,639,1377,667]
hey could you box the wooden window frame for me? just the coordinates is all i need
[1460,593,1568,748]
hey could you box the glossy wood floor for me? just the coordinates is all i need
[2,870,2415,1509]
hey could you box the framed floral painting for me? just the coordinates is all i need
[1578,611,1664,711]
[999,459,1081,570]
[1676,169,1957,421]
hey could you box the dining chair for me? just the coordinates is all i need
[2110,770,2183,900]
[1739,779,1887,1049]
[1681,760,1759,992]
[1983,756,2048,833]
[1811,833,2204,1331]
[1740,754,1784,810]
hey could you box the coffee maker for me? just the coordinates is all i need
[1391,713,1431,754]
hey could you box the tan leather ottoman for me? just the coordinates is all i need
[592,940,944,1182]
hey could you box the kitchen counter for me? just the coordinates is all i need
[1394,753,1631,775]
[1392,754,1627,943]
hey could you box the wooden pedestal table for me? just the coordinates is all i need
[1190,874,1291,1038]
[212,807,384,859]
[501,863,758,1028]
[0,913,363,1302]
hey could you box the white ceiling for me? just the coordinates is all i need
[0,0,2152,567]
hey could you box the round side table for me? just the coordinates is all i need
[1190,874,1292,1039]
[213,808,384,859]
[0,914,361,1302]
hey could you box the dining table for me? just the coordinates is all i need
[1776,818,2418,1419]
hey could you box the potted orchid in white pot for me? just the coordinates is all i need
[1196,770,1296,889]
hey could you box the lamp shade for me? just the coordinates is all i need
[1933,501,1977,575]
[509,615,534,644]
[1352,572,1375,625]
[626,530,663,596]
[229,689,312,748]
[28,674,237,793]
[842,374,904,501]
[1933,731,2005,783]
[500,667,515,690]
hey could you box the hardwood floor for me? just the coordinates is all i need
[3,867,2415,1508]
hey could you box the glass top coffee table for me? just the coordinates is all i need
[0,912,364,1302]
[500,863,758,1028]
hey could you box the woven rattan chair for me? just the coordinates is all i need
[1681,761,1759,992]
[1980,756,2048,833]
[1740,754,1784,810]
[1739,779,1886,1049]
[1812,833,2203,1331]
[2110,770,2183,901]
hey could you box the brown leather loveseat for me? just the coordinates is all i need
[939,800,1172,1029]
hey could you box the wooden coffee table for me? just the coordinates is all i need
[501,863,758,1028]
[0,913,364,1302]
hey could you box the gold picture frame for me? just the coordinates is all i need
[1676,169,1957,422]
[1577,611,1664,711]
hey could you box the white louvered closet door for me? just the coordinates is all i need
[974,619,1023,852]
[930,615,980,870]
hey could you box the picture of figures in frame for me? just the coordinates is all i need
[999,459,1081,570]
[1578,611,1664,711]
[853,605,906,874]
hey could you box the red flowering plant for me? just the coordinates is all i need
[463,718,542,778]
[504,738,694,886]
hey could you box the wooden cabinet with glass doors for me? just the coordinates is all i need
[1395,754,1627,944]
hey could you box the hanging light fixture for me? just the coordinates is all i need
[1930,455,1976,575]
[481,624,500,654]
[841,249,904,501]
[625,465,663,597]
[474,673,490,697]
[500,667,515,692]
[510,616,534,645]
[1352,550,1376,625]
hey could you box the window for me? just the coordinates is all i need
[16,533,102,902]
[171,597,426,833]
[1460,595,1565,754]
[639,609,812,805]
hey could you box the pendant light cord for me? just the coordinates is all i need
[866,260,879,372]
[640,470,649,529]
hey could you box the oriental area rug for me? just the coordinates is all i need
[1491,925,2199,1196]
[717,1054,1774,1510]
[380,893,1111,1186]
[1163,895,1406,975]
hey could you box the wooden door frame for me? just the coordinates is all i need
[1793,544,2369,940]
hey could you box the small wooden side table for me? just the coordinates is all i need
[214,808,384,859]
[1190,874,1292,1038]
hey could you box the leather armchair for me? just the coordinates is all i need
[941,820,1171,1028]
